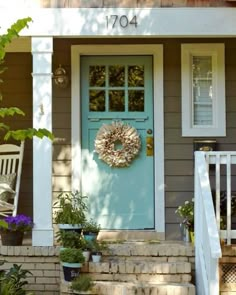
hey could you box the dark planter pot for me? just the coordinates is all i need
[62,262,82,282]
[59,224,82,234]
[83,232,98,242]
[0,231,24,246]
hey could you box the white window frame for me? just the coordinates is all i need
[181,43,226,137]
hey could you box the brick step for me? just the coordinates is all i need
[61,280,195,295]
[103,241,194,257]
[81,261,192,283]
[88,273,192,284]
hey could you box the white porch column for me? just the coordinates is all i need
[32,37,53,246]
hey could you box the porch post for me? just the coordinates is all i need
[31,37,53,246]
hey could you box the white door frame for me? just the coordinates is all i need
[71,44,165,237]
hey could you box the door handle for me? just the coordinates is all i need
[146,137,154,156]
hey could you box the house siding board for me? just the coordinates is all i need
[52,38,236,239]
[1,53,33,217]
[4,38,236,240]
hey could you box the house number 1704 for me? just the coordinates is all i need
[106,15,138,29]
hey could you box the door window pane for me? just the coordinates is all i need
[89,90,105,111]
[128,65,144,87]
[109,65,125,87]
[89,66,105,87]
[128,90,144,112]
[192,56,213,126]
[109,90,125,111]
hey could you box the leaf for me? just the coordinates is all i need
[0,107,25,118]
[0,220,8,229]
[0,17,32,61]
[4,128,54,141]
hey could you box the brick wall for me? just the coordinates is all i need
[0,246,60,295]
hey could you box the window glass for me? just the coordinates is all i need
[192,56,213,126]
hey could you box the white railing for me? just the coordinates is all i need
[205,151,236,244]
[195,151,222,295]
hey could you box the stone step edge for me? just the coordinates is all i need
[61,280,196,290]
[81,261,192,274]
[61,281,196,295]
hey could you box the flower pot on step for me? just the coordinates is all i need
[82,250,91,262]
[91,252,102,263]
[59,224,83,234]
[62,262,82,282]
[0,230,24,246]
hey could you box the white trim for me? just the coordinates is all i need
[1,8,236,37]
[32,37,54,246]
[71,44,165,235]
[181,43,226,137]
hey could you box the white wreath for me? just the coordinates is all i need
[94,121,141,167]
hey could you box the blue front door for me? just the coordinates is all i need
[81,56,154,230]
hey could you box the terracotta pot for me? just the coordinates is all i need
[0,231,24,246]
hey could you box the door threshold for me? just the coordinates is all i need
[98,230,165,241]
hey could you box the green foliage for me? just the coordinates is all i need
[59,248,85,264]
[79,237,93,251]
[175,199,194,230]
[56,230,82,248]
[4,128,54,141]
[54,191,88,225]
[0,263,33,295]
[71,274,94,292]
[90,240,108,254]
[83,219,101,234]
[0,18,32,61]
[0,17,54,141]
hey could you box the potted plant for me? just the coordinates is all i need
[90,240,108,263]
[82,219,101,241]
[56,230,82,249]
[175,199,194,243]
[71,274,96,294]
[59,248,85,282]
[79,238,93,262]
[54,191,88,232]
[0,214,33,246]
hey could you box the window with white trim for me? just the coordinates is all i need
[181,44,225,137]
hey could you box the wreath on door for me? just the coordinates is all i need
[94,121,141,167]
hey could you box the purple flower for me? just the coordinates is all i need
[0,214,34,232]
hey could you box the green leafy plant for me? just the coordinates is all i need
[90,240,108,254]
[56,230,82,248]
[0,263,33,295]
[71,274,94,292]
[175,199,194,231]
[59,248,85,264]
[54,191,88,225]
[0,18,54,141]
[83,219,101,234]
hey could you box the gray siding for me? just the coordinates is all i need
[3,38,236,240]
[1,53,33,216]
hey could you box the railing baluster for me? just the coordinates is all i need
[216,154,221,230]
[226,154,232,245]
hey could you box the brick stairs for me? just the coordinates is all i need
[60,241,195,295]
